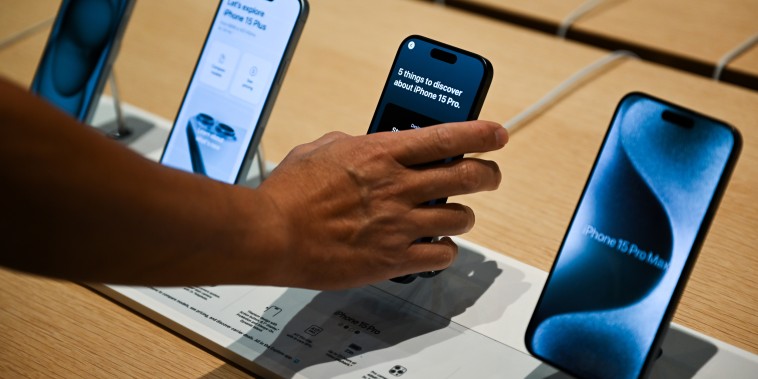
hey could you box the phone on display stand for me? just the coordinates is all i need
[367,35,493,283]
[161,0,308,184]
[31,0,136,123]
[525,92,741,379]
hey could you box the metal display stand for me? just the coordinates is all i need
[95,71,155,145]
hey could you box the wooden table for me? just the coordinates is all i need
[728,43,758,88]
[440,0,584,32]
[0,0,59,45]
[1,0,756,377]
[447,0,758,89]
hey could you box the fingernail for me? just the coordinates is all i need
[495,126,509,146]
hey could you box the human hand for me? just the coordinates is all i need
[256,120,507,289]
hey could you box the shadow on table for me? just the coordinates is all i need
[525,326,718,378]
[223,244,530,378]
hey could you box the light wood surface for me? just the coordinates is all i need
[450,0,758,86]
[0,0,756,377]
[0,0,59,44]
[449,0,584,25]
[572,0,758,65]
[730,41,758,81]
[0,270,250,378]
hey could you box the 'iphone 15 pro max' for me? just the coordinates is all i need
[525,92,741,379]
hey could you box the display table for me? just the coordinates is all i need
[448,0,758,88]
[0,0,756,377]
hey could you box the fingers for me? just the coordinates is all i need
[385,120,508,166]
[403,157,502,204]
[399,237,459,274]
[406,203,475,237]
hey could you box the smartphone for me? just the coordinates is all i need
[31,0,136,123]
[525,93,741,379]
[160,0,308,184]
[368,35,493,283]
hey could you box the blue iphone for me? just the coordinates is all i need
[31,0,136,123]
[525,93,741,379]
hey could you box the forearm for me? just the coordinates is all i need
[0,78,287,285]
[0,77,507,290]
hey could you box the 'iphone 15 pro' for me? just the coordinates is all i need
[31,0,136,123]
[525,93,741,379]
[368,35,493,283]
[161,0,307,184]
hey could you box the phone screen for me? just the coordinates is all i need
[367,36,492,283]
[161,0,305,184]
[31,0,135,123]
[368,36,492,135]
[525,93,741,379]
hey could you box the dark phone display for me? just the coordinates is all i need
[367,36,491,283]
[525,94,740,379]
[31,0,134,123]
[368,36,491,135]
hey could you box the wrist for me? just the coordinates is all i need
[233,185,295,285]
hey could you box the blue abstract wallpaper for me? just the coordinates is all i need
[528,94,735,378]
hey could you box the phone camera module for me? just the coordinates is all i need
[196,113,215,127]
[407,41,415,50]
[662,110,694,129]
[215,123,237,140]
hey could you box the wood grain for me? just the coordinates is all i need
[0,0,59,44]
[729,42,758,79]
[449,0,758,85]
[573,0,758,65]
[0,0,755,377]
[0,268,250,378]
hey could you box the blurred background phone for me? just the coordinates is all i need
[367,35,493,283]
[31,0,136,124]
[160,0,308,184]
[525,92,741,379]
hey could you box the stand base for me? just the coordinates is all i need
[95,115,155,145]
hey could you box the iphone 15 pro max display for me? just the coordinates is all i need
[525,92,741,379]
